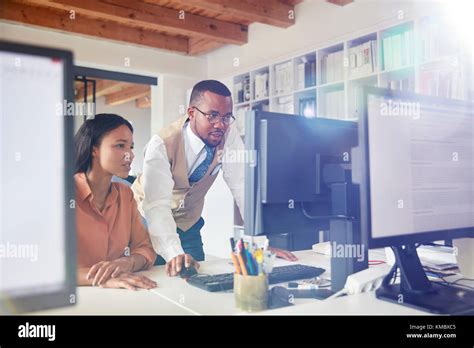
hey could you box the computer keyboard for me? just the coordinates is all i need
[186,264,326,292]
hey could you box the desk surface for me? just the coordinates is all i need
[33,285,191,315]
[33,250,433,315]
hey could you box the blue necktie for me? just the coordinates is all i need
[189,145,214,183]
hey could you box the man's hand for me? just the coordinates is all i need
[269,247,298,261]
[165,254,200,276]
[99,272,157,291]
[87,258,134,286]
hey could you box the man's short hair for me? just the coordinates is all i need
[189,80,232,105]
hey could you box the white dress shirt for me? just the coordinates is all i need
[142,122,245,261]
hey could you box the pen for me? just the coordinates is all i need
[255,249,264,275]
[239,239,247,264]
[237,239,249,275]
[237,252,248,275]
[230,252,242,275]
[257,252,263,275]
[243,242,255,275]
[246,249,255,275]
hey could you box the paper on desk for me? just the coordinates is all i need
[417,246,457,271]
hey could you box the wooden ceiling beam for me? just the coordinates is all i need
[150,0,296,28]
[106,85,150,106]
[0,1,189,53]
[136,94,151,109]
[75,80,126,101]
[188,37,226,56]
[26,0,248,45]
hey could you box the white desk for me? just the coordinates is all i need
[33,286,191,315]
[32,249,433,316]
[146,249,425,315]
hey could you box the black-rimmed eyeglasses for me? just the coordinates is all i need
[192,106,235,126]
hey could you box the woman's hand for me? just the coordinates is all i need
[99,272,157,291]
[87,258,135,286]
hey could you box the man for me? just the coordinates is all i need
[132,80,297,276]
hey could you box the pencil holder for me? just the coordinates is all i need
[234,273,268,312]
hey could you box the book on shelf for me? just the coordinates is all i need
[320,50,344,84]
[349,40,377,78]
[297,62,305,90]
[233,81,243,103]
[334,51,343,81]
[298,96,316,117]
[382,29,414,71]
[348,82,377,119]
[252,102,270,112]
[274,61,293,95]
[321,89,344,119]
[235,105,251,135]
[326,53,334,82]
[243,75,251,102]
[419,17,460,63]
[275,95,294,114]
[254,72,269,100]
[307,60,316,88]
[297,58,316,90]
[384,78,415,92]
[419,68,467,100]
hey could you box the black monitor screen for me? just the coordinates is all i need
[245,110,357,237]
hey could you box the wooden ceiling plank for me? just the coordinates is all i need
[151,0,296,28]
[25,0,248,45]
[106,85,150,106]
[136,94,151,108]
[188,37,226,55]
[75,80,126,101]
[1,1,189,53]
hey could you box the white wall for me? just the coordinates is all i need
[0,21,205,77]
[153,74,199,134]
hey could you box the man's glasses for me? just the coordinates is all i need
[192,106,235,126]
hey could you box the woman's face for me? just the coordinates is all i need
[92,125,135,178]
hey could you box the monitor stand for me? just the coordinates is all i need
[376,245,474,315]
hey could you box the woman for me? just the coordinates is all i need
[74,113,157,290]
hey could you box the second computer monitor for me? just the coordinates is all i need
[357,86,474,314]
[244,110,358,237]
[358,86,474,247]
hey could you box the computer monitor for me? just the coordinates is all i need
[244,110,358,243]
[358,86,474,314]
[0,41,76,313]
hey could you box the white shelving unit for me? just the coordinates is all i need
[232,15,473,135]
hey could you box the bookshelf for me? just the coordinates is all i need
[232,14,473,135]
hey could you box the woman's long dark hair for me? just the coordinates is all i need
[74,113,133,173]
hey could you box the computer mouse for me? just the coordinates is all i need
[268,286,294,309]
[179,265,198,279]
